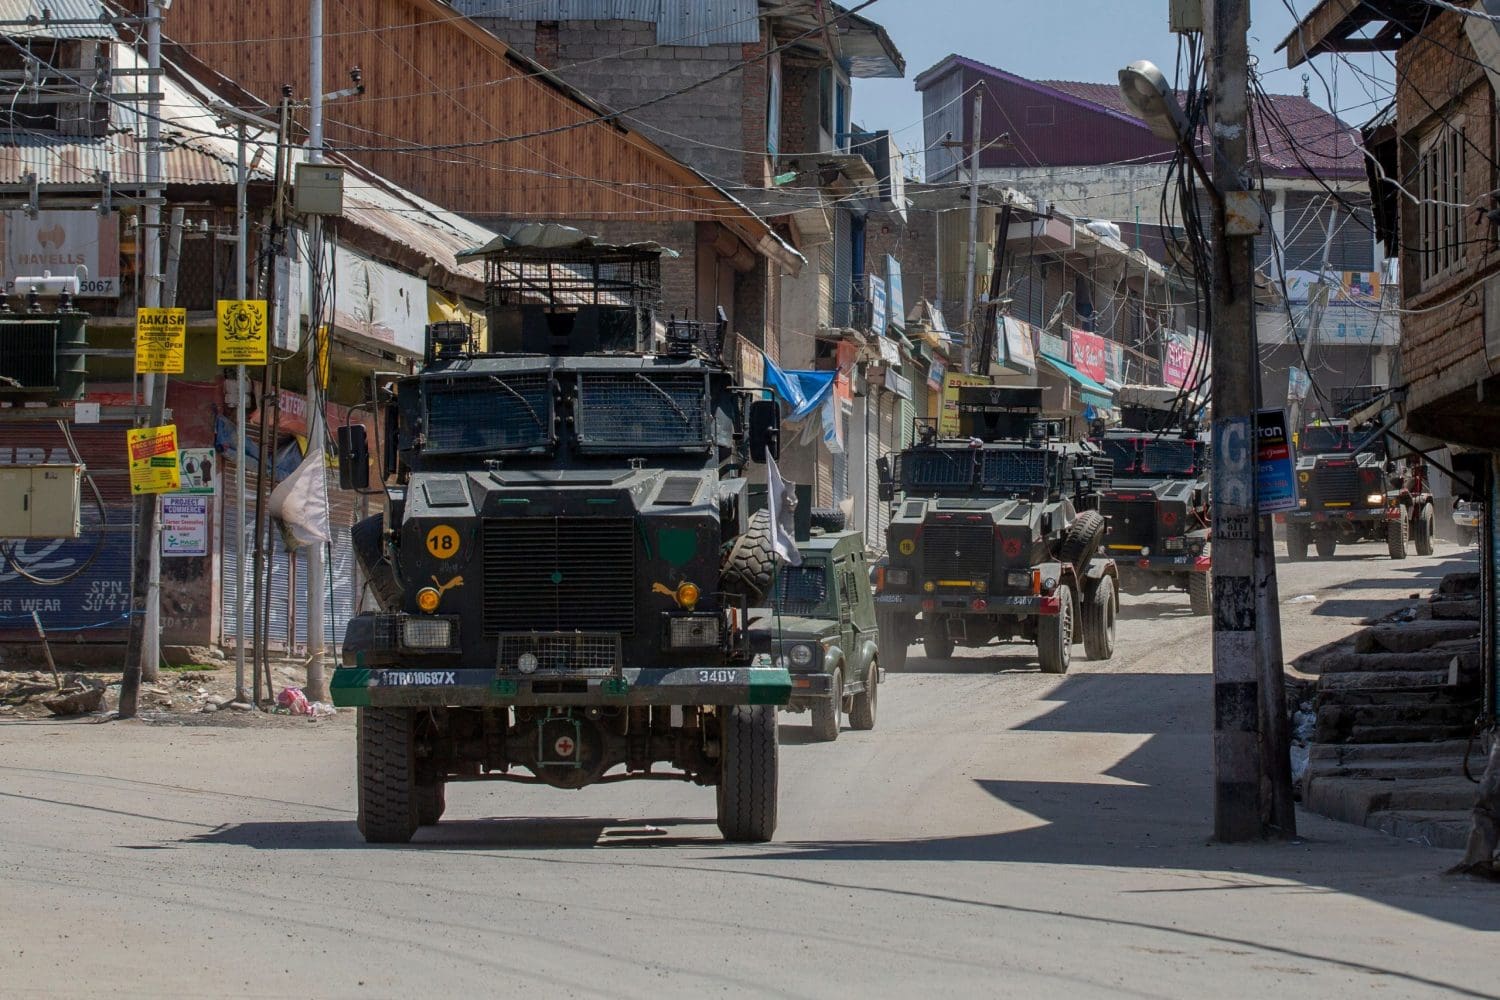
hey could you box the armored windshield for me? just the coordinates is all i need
[899,450,977,492]
[574,370,710,452]
[1141,439,1201,477]
[980,449,1050,492]
[772,562,830,616]
[424,374,551,454]
[1300,426,1350,455]
[1098,438,1139,475]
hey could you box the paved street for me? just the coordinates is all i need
[1,543,1494,999]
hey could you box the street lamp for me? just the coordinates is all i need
[1117,60,1189,142]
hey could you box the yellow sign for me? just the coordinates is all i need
[425,525,460,559]
[216,299,268,365]
[938,373,991,437]
[134,307,186,374]
[126,424,181,494]
[898,538,916,556]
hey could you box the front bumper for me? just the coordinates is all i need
[330,665,792,708]
[874,591,1055,616]
[1111,551,1210,574]
[1281,506,1398,525]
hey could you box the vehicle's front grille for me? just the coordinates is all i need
[497,632,621,675]
[922,524,993,578]
[1102,497,1158,549]
[483,518,635,634]
[1309,463,1361,508]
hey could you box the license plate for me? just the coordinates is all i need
[874,594,905,603]
[697,669,740,684]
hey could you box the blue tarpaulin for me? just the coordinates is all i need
[761,352,836,421]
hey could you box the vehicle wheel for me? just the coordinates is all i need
[1387,511,1408,560]
[1058,510,1106,570]
[1037,583,1073,674]
[810,666,842,742]
[1412,504,1434,556]
[352,515,402,613]
[1081,577,1116,661]
[356,707,420,844]
[809,507,846,533]
[877,612,911,672]
[415,780,445,827]
[716,705,778,843]
[848,660,878,731]
[1286,523,1310,562]
[721,509,775,602]
[1188,571,1212,617]
[922,618,955,660]
[1314,534,1336,559]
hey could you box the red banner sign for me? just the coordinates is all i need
[1070,328,1109,383]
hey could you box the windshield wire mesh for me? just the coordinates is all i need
[1301,428,1348,454]
[774,565,828,616]
[426,374,551,453]
[900,450,976,490]
[981,450,1048,489]
[1099,439,1139,475]
[1142,440,1198,477]
[576,372,707,450]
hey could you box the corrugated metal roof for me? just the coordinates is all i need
[0,131,243,186]
[0,0,114,40]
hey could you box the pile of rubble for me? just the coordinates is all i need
[1294,573,1484,848]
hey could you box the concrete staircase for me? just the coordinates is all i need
[1295,573,1484,849]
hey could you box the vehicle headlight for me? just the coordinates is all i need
[517,652,538,674]
[1042,576,1057,591]
[886,568,911,586]
[1366,493,1384,506]
[1140,546,1151,557]
[788,643,815,666]
[1005,569,1031,588]
[401,617,454,649]
[1298,498,1308,508]
[668,614,720,648]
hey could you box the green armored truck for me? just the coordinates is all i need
[332,227,791,844]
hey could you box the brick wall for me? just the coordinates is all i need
[779,58,821,163]
[1394,9,1500,443]
[587,220,699,321]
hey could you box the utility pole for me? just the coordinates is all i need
[304,0,329,704]
[142,206,183,683]
[1205,0,1293,840]
[960,89,982,374]
[118,0,166,719]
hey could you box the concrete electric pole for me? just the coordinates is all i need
[304,0,329,704]
[960,90,982,374]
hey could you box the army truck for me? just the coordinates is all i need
[1282,418,1435,560]
[872,386,1119,675]
[331,227,791,844]
[1093,387,1212,615]
[749,530,880,742]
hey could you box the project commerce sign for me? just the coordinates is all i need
[0,210,120,297]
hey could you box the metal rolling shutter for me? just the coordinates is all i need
[218,459,295,652]
[0,423,134,638]
[874,391,898,553]
[293,469,365,653]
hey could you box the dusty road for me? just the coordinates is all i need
[1,543,1495,999]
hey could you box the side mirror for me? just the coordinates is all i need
[877,455,894,501]
[337,425,370,491]
[748,399,780,463]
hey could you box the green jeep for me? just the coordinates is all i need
[750,531,881,741]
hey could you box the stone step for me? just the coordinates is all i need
[1304,775,1480,825]
[1346,723,1475,743]
[1367,809,1474,850]
[1318,669,1474,693]
[1320,649,1478,674]
[1437,572,1480,595]
[1308,739,1472,764]
[1355,619,1479,654]
[1432,598,1480,621]
[1318,687,1481,707]
[1304,756,1468,783]
[1317,706,1477,743]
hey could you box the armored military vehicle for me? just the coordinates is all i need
[331,226,791,844]
[1282,417,1435,560]
[1093,386,1212,615]
[873,386,1119,675]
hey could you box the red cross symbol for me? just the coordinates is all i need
[554,735,576,757]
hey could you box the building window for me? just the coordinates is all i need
[1417,123,1465,284]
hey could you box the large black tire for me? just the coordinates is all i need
[721,509,776,602]
[716,705,778,842]
[1387,510,1408,560]
[352,514,402,613]
[1315,534,1337,559]
[1286,523,1310,562]
[809,507,846,533]
[415,781,445,827]
[1058,510,1106,570]
[922,617,956,660]
[1081,577,1116,661]
[1188,571,1212,617]
[848,659,878,731]
[810,666,842,742]
[1412,504,1434,556]
[877,612,911,672]
[357,707,420,844]
[1037,583,1074,674]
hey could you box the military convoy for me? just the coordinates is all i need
[872,386,1119,675]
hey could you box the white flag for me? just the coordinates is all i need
[269,442,331,549]
[765,452,802,567]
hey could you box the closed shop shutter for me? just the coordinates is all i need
[219,459,296,652]
[294,470,374,651]
[0,423,135,638]
[834,209,853,326]
[815,447,833,507]
[874,391,897,553]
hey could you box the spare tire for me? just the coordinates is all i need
[810,507,846,533]
[722,509,776,601]
[1058,509,1106,570]
[353,514,402,612]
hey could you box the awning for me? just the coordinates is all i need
[1040,354,1114,410]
